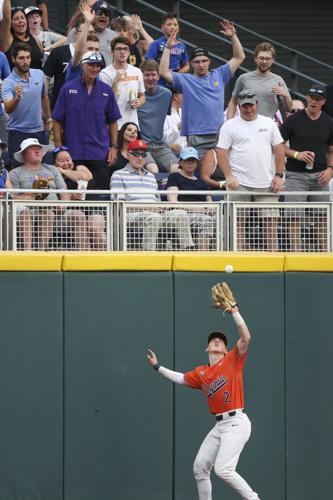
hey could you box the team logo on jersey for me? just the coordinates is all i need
[203,375,228,398]
[213,80,219,87]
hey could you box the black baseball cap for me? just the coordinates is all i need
[207,331,228,346]
[307,84,326,99]
[190,47,210,60]
[91,1,113,15]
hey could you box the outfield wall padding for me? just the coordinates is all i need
[0,258,332,500]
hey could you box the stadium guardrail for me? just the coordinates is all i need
[0,189,332,252]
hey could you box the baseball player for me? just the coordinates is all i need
[147,283,260,500]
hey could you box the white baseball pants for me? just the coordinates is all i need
[193,412,259,499]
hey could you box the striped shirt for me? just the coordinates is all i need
[110,164,160,202]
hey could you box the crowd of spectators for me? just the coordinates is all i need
[0,0,333,251]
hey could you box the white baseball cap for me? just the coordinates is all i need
[81,51,104,66]
[14,138,49,162]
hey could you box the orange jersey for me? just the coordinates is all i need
[183,347,246,414]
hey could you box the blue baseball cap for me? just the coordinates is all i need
[179,147,199,161]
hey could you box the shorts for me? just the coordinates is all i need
[226,185,280,218]
[147,143,178,173]
[187,134,219,160]
[284,171,329,218]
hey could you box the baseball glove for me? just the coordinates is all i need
[32,176,53,200]
[211,282,237,312]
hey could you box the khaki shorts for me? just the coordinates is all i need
[226,185,280,218]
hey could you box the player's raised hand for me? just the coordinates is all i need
[147,349,158,366]
[219,18,236,38]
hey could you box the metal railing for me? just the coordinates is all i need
[1,190,333,253]
[114,0,333,98]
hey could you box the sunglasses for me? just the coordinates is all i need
[95,9,110,16]
[308,88,325,96]
[238,92,256,99]
[129,151,147,158]
[53,146,69,154]
[290,109,302,113]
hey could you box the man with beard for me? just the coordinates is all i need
[227,42,292,119]
[2,42,51,166]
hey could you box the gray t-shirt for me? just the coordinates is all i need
[232,70,291,118]
[92,28,116,66]
[9,163,67,200]
[138,86,172,144]
[66,27,116,66]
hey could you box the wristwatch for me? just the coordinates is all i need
[274,172,283,178]
[110,144,119,149]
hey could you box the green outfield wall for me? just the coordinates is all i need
[0,253,331,500]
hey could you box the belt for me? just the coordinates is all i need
[215,409,245,421]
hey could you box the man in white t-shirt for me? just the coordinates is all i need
[217,90,285,251]
[99,36,145,128]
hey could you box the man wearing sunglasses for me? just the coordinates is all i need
[280,84,333,251]
[227,42,292,120]
[110,138,194,250]
[216,90,285,251]
[90,0,116,66]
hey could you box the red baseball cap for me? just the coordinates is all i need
[128,139,148,152]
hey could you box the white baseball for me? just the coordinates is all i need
[225,264,234,273]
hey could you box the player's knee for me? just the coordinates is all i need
[214,465,234,483]
[193,458,211,480]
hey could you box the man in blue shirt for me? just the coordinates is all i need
[159,18,245,159]
[138,59,178,173]
[52,51,121,190]
[0,51,11,143]
[2,42,51,167]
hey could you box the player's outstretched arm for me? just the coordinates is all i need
[231,306,251,357]
[147,349,185,384]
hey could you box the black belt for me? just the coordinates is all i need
[215,409,245,421]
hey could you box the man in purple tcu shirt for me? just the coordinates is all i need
[52,51,121,190]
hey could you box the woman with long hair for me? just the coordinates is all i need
[0,0,43,69]
[112,121,158,175]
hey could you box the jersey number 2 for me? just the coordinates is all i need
[223,391,231,403]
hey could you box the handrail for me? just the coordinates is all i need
[116,0,329,94]
[1,188,332,197]
[180,0,333,71]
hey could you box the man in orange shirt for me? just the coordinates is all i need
[147,303,260,500]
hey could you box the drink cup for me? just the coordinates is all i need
[128,89,137,105]
[305,152,315,170]
[77,179,88,200]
